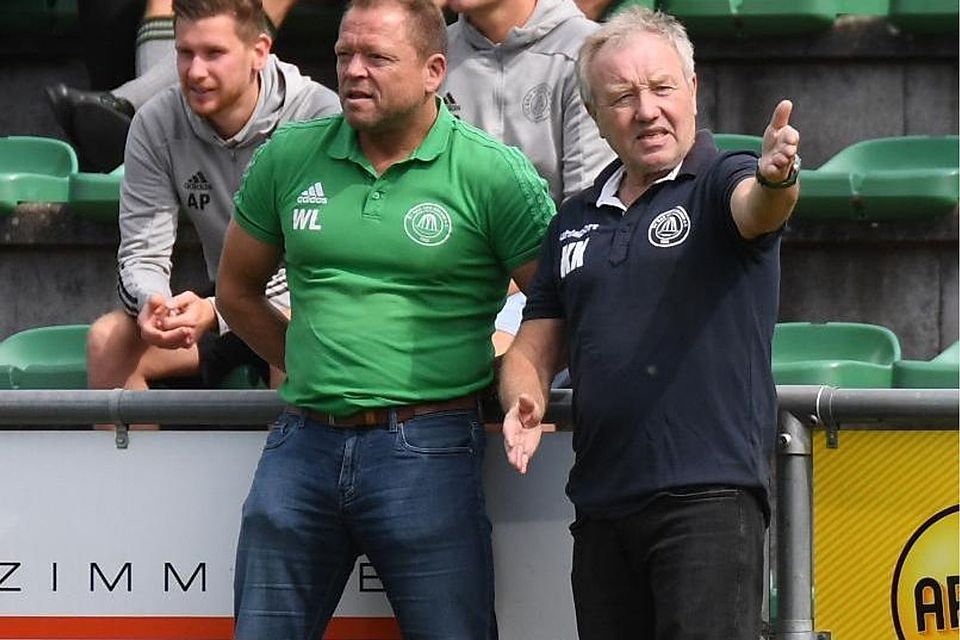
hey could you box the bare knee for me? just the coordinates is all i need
[87,311,145,389]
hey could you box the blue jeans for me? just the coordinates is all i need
[571,486,766,640]
[233,409,496,639]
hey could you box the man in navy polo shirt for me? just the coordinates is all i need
[497,7,800,639]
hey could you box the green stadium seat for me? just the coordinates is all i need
[219,364,269,390]
[661,0,838,37]
[714,133,763,154]
[0,136,78,214]
[772,322,901,388]
[68,164,124,223]
[834,0,891,15]
[892,341,960,388]
[889,0,959,34]
[600,0,657,20]
[0,0,79,36]
[793,136,959,221]
[0,324,89,390]
[0,323,267,391]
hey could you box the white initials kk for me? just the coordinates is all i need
[560,238,589,279]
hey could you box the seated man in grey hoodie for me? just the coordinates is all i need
[443,0,614,356]
[86,0,340,397]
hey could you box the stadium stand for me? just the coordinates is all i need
[892,340,960,389]
[0,0,79,37]
[659,0,838,37]
[0,324,88,390]
[0,0,955,370]
[0,324,266,390]
[792,135,960,221]
[772,322,902,388]
[67,164,123,222]
[0,136,78,214]
[888,0,960,35]
[714,133,763,154]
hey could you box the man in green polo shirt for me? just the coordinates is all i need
[216,0,554,635]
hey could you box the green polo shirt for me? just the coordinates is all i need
[234,102,555,415]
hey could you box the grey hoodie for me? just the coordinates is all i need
[117,55,341,327]
[444,0,614,205]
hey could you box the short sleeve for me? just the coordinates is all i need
[522,214,564,321]
[486,146,557,272]
[715,151,783,252]
[233,135,283,245]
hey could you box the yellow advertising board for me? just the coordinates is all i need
[813,429,959,639]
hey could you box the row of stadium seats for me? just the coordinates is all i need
[0,322,956,391]
[2,0,956,37]
[2,135,958,222]
[715,134,960,222]
[0,324,266,391]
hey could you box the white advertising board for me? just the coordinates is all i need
[0,429,577,639]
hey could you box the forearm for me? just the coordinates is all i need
[217,291,288,371]
[499,347,552,416]
[498,318,565,417]
[733,177,799,239]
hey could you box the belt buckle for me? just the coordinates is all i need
[362,410,380,426]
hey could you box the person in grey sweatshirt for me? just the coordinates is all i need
[444,0,614,207]
[86,0,340,398]
[443,0,615,355]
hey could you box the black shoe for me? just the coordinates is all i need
[44,83,135,173]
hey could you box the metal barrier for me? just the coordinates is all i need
[0,386,956,639]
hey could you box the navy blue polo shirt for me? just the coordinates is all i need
[524,130,781,518]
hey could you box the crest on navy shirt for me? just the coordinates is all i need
[648,206,690,248]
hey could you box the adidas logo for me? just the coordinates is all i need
[183,171,212,191]
[297,181,328,205]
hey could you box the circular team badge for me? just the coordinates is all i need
[521,83,551,123]
[647,206,691,248]
[403,203,452,247]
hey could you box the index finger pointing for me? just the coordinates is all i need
[770,99,793,130]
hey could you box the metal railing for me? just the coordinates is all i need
[0,385,957,639]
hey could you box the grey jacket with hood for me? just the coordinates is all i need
[117,55,340,329]
[444,0,614,205]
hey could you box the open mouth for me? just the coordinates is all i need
[637,128,670,143]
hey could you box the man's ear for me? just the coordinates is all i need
[251,32,272,71]
[423,53,447,94]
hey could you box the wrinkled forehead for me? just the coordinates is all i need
[593,31,686,79]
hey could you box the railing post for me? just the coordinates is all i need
[776,410,815,640]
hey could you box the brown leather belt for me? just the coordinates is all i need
[288,390,490,427]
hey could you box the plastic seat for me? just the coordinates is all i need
[889,0,959,34]
[0,323,268,391]
[772,322,901,388]
[0,0,79,36]
[714,133,763,154]
[793,136,959,221]
[661,0,838,37]
[892,341,960,389]
[834,0,891,15]
[0,136,79,214]
[0,324,89,390]
[68,164,124,223]
[219,364,268,390]
[600,0,657,20]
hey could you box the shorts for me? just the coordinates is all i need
[153,331,269,389]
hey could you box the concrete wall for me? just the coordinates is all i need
[0,17,957,358]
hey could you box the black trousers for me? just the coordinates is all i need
[571,486,766,640]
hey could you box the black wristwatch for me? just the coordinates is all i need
[756,155,801,189]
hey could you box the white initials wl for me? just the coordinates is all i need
[292,208,322,231]
[560,238,589,279]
